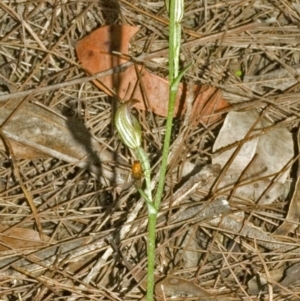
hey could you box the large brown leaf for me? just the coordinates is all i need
[0,99,126,186]
[0,226,51,251]
[76,25,229,122]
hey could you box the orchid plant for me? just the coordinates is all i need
[115,1,188,299]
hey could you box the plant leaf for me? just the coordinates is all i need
[76,25,230,123]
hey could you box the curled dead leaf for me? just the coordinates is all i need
[0,226,51,251]
[76,25,229,123]
[0,99,127,187]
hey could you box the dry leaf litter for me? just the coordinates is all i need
[0,1,300,300]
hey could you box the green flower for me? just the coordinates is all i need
[115,101,141,150]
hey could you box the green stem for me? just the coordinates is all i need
[135,146,152,203]
[154,0,181,211]
[153,88,177,211]
[135,147,157,300]
[146,213,157,301]
[145,1,184,300]
[128,1,183,299]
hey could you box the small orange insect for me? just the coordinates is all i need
[131,160,143,180]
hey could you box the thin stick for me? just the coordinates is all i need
[0,62,134,103]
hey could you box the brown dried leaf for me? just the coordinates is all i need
[0,226,51,251]
[156,275,212,299]
[0,99,126,186]
[75,24,139,93]
[212,110,293,204]
[76,25,229,122]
